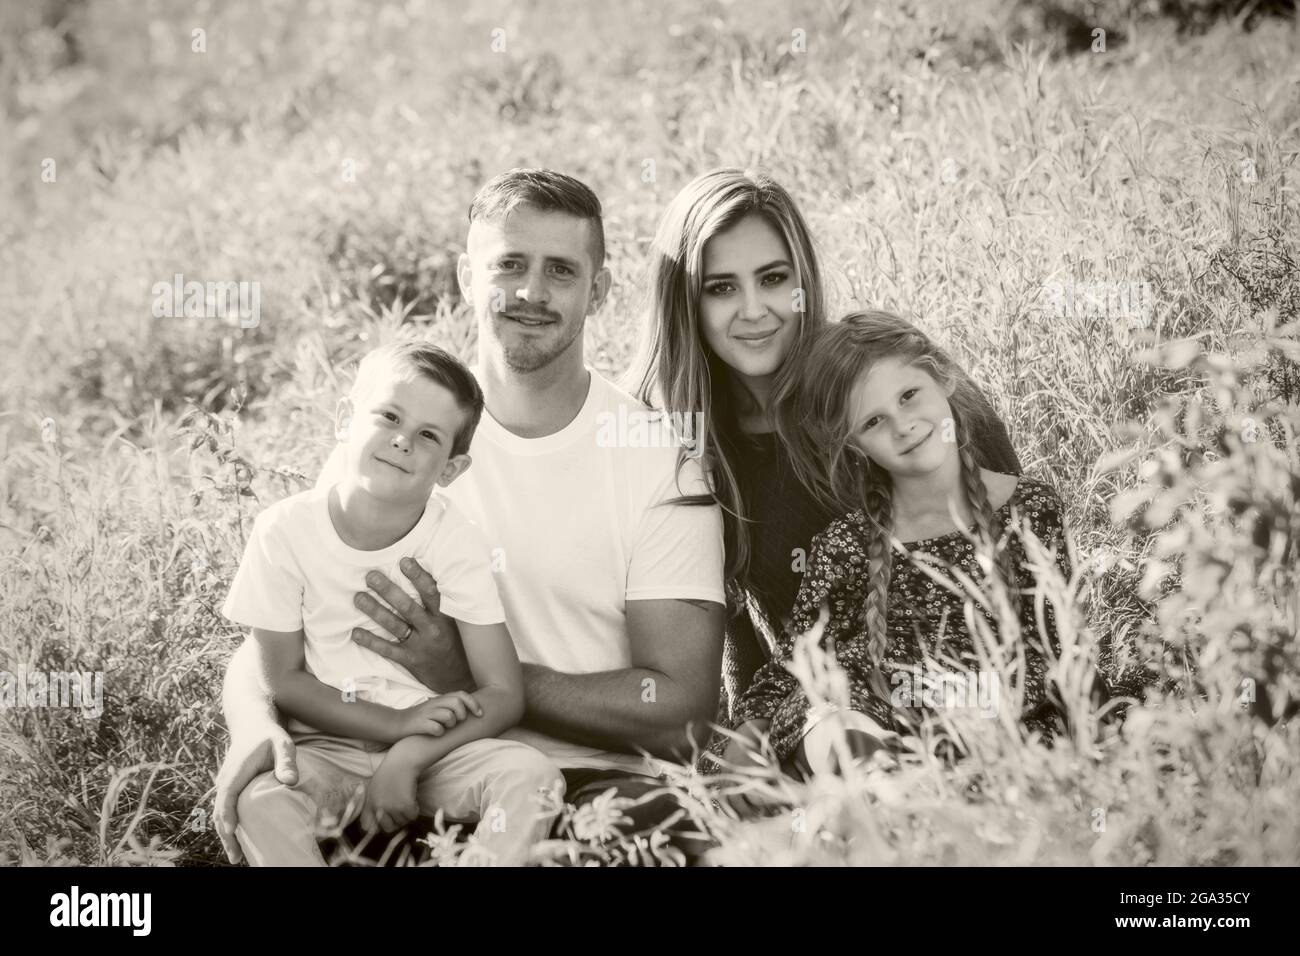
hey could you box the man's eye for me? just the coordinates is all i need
[495,260,522,272]
[549,264,574,277]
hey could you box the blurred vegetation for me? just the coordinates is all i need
[1,0,1297,865]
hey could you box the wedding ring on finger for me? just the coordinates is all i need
[398,622,414,644]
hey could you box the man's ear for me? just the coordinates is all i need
[436,454,472,488]
[586,265,613,316]
[334,397,354,441]
[456,252,473,304]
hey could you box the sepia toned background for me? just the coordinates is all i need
[2,0,1298,865]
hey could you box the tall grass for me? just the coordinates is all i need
[1,0,1296,864]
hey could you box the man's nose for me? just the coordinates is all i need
[515,268,551,306]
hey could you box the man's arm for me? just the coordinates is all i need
[213,638,297,865]
[220,636,282,737]
[519,597,725,762]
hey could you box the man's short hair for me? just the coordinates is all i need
[350,341,485,457]
[468,168,606,269]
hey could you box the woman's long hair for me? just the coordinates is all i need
[625,168,827,599]
[788,311,1019,658]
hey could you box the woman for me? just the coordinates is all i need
[625,168,1022,772]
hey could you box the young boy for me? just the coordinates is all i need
[221,341,562,866]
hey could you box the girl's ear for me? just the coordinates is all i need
[942,373,958,398]
[334,397,353,441]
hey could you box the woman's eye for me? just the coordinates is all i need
[704,282,733,297]
[761,271,789,286]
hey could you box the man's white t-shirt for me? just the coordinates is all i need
[221,486,505,727]
[316,367,727,772]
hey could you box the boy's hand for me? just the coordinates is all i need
[362,754,420,833]
[397,691,483,738]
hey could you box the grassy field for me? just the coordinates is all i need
[1,0,1298,865]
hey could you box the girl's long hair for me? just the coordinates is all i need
[788,311,1019,658]
[625,168,826,599]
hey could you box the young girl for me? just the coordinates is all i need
[729,311,1071,775]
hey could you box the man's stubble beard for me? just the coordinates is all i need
[490,313,586,374]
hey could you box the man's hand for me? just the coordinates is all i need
[351,557,474,691]
[395,691,483,738]
[213,724,298,864]
[361,752,420,834]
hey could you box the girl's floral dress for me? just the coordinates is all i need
[732,476,1071,762]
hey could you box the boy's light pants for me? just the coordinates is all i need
[235,732,564,866]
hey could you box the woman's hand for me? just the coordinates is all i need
[350,558,474,691]
[213,723,298,864]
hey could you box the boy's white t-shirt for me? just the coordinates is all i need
[316,368,727,772]
[221,486,505,725]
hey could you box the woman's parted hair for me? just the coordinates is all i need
[789,310,1017,658]
[625,168,827,597]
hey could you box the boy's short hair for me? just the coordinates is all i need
[349,342,484,457]
[468,168,606,269]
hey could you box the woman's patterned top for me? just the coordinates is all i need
[732,476,1072,762]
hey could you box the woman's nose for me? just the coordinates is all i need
[739,288,765,320]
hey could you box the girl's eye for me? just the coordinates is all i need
[761,271,789,286]
[900,388,919,403]
[704,281,734,297]
[861,416,881,431]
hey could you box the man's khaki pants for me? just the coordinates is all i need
[235,731,564,866]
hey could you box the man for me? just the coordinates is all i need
[215,168,726,865]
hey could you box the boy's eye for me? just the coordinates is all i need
[421,431,440,442]
[378,410,398,422]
